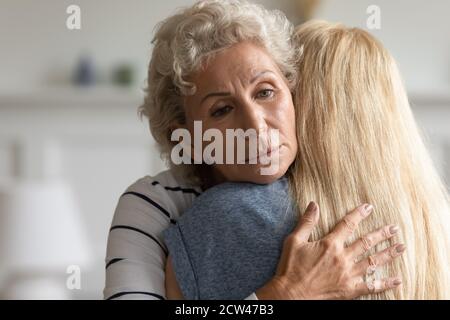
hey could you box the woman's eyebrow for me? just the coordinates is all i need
[200,91,231,105]
[249,70,275,84]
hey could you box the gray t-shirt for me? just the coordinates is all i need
[162,177,298,300]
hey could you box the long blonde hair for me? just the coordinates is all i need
[289,20,450,299]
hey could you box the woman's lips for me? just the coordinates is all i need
[244,145,281,164]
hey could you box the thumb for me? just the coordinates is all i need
[293,201,319,243]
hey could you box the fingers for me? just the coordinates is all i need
[354,276,402,296]
[329,204,373,241]
[292,201,320,243]
[347,224,400,258]
[354,243,406,276]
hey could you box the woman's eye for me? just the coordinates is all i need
[257,89,274,99]
[211,105,233,118]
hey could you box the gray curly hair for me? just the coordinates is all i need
[138,0,299,184]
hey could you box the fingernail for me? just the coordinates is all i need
[396,244,406,253]
[389,225,399,235]
[306,201,317,213]
[392,278,402,286]
[362,204,373,217]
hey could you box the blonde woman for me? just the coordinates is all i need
[104,1,403,300]
[163,20,450,299]
[289,21,450,299]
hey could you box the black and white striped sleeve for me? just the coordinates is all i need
[103,172,195,300]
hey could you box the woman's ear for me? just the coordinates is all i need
[170,121,182,132]
[168,118,186,141]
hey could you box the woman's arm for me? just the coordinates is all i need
[256,202,404,299]
[165,255,184,299]
[104,177,175,300]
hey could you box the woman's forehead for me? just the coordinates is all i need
[194,60,280,93]
[198,42,278,77]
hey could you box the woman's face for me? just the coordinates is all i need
[180,41,297,184]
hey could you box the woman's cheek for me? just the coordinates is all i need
[272,97,296,133]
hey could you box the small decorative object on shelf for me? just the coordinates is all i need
[112,63,135,87]
[73,54,96,87]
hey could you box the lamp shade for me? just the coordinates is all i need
[0,179,91,273]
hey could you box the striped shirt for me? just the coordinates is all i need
[103,169,259,300]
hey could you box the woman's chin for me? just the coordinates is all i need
[220,163,288,185]
[247,168,286,184]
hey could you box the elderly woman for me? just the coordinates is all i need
[103,0,404,300]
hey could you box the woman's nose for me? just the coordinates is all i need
[239,101,268,133]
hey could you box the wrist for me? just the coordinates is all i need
[255,276,291,300]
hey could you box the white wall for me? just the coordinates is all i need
[0,0,196,92]
[313,0,450,92]
[1,0,449,92]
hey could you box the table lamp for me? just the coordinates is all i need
[0,179,91,299]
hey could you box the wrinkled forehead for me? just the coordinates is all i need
[190,42,281,90]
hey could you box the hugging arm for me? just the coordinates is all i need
[165,255,185,300]
[258,202,404,299]
[104,182,170,300]
[165,199,404,300]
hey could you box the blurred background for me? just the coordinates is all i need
[0,0,449,299]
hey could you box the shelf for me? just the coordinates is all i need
[0,86,448,109]
[0,86,145,109]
